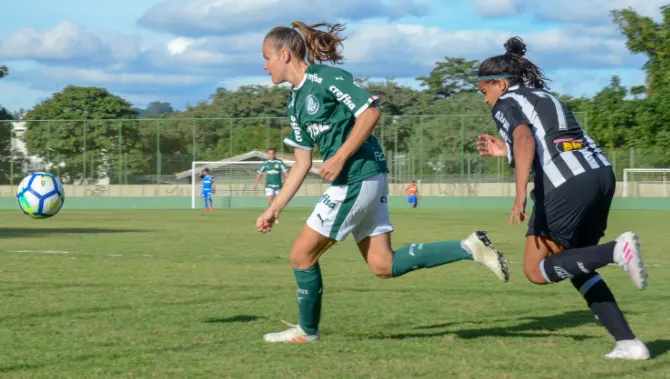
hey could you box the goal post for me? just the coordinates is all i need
[622,168,670,197]
[190,160,325,209]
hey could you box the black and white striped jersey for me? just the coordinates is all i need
[492,84,610,194]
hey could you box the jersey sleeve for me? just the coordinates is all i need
[284,115,315,150]
[321,67,379,118]
[279,160,289,172]
[492,97,530,139]
[257,162,266,174]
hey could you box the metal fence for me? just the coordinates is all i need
[2,112,668,186]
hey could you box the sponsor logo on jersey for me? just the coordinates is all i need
[374,151,386,162]
[305,94,320,115]
[554,138,584,152]
[318,193,338,209]
[306,73,323,84]
[329,85,356,111]
[306,122,330,139]
[290,115,302,142]
[494,110,511,132]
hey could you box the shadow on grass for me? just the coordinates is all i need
[374,310,612,341]
[647,339,670,359]
[0,227,147,238]
[203,315,262,324]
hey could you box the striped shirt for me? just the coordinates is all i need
[492,84,610,194]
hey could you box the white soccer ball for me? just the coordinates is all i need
[16,172,65,219]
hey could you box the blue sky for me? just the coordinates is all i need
[0,0,665,112]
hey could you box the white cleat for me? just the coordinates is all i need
[605,339,650,360]
[263,321,320,343]
[462,231,510,282]
[614,232,648,290]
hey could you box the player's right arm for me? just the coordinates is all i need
[252,163,265,189]
[269,148,312,213]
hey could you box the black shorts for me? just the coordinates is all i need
[527,166,615,249]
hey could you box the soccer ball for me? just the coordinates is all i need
[16,172,65,219]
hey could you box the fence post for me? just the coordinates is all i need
[420,116,424,181]
[118,121,123,185]
[82,121,86,183]
[156,120,161,184]
[229,119,234,157]
[460,115,465,181]
[192,119,197,162]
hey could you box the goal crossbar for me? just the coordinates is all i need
[623,168,670,197]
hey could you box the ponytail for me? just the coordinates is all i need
[478,36,550,89]
[265,21,346,65]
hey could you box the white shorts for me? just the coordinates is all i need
[307,173,394,243]
[265,188,280,197]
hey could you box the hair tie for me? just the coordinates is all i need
[477,74,513,80]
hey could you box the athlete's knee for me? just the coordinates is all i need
[289,250,317,270]
[524,262,549,285]
[367,260,393,279]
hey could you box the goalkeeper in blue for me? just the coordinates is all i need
[200,168,215,212]
[255,21,510,343]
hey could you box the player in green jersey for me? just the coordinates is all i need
[252,148,289,205]
[256,21,511,343]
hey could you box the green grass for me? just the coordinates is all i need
[0,208,669,378]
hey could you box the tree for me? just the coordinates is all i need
[0,65,7,79]
[585,76,635,149]
[23,86,144,184]
[0,106,27,184]
[612,4,670,167]
[416,57,480,99]
[136,101,175,117]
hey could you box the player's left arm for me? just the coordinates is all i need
[320,70,381,180]
[511,125,535,198]
[328,69,380,162]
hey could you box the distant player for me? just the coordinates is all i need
[200,168,215,212]
[252,148,289,205]
[476,37,649,359]
[255,21,510,343]
[406,180,418,208]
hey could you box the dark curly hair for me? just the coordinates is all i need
[478,36,550,89]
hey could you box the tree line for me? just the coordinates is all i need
[0,5,668,184]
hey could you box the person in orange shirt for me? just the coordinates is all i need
[406,180,418,208]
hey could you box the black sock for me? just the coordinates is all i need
[541,241,616,283]
[571,271,635,341]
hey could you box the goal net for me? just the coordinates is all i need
[622,168,670,197]
[190,160,326,209]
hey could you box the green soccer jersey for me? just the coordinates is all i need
[283,64,388,185]
[257,159,289,189]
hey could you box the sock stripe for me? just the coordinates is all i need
[579,274,603,296]
[539,259,552,283]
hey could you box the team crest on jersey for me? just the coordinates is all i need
[306,94,320,115]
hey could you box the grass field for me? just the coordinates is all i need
[1,207,669,378]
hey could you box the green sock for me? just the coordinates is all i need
[293,264,323,335]
[392,241,473,277]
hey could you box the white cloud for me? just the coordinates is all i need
[341,24,640,77]
[10,66,208,89]
[471,0,519,18]
[472,0,667,23]
[0,21,140,64]
[137,0,429,36]
[0,81,53,112]
[535,0,667,24]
